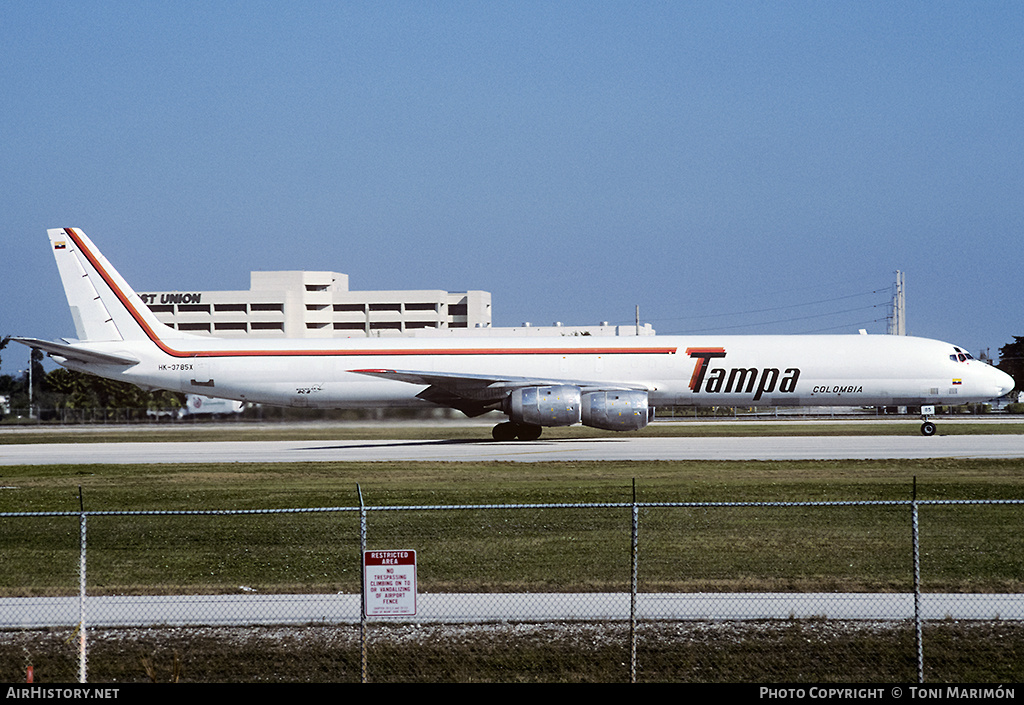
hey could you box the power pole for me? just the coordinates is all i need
[27,351,33,419]
[889,271,906,336]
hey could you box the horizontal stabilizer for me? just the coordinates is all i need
[11,337,139,366]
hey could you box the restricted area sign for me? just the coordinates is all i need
[363,550,417,617]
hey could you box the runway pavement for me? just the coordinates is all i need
[4,592,1022,628]
[2,432,1024,465]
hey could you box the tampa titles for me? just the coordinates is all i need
[686,347,801,401]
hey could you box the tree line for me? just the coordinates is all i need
[999,336,1024,398]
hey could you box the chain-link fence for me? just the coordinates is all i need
[2,492,1022,683]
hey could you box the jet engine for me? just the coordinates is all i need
[506,385,581,427]
[581,390,652,431]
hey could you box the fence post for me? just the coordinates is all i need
[358,484,368,684]
[911,477,923,683]
[77,487,87,684]
[630,478,638,684]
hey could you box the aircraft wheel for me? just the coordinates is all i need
[492,422,518,441]
[920,421,936,437]
[515,423,543,441]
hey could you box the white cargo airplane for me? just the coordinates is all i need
[14,228,1015,439]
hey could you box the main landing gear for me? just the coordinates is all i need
[920,405,936,436]
[492,421,543,441]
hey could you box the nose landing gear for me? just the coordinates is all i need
[920,405,936,436]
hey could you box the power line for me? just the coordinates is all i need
[662,302,891,335]
[648,287,891,325]
[794,317,894,334]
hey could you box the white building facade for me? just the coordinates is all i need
[139,270,492,338]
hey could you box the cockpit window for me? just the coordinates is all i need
[950,348,975,362]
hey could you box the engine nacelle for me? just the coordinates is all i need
[581,390,652,431]
[507,385,582,427]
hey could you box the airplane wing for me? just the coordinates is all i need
[11,337,139,366]
[349,368,649,417]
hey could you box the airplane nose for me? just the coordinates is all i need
[986,365,1016,398]
[994,367,1015,397]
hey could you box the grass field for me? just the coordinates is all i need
[2,454,1023,594]
[6,620,1024,683]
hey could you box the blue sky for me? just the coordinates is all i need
[3,1,1021,374]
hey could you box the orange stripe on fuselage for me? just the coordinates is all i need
[63,228,678,360]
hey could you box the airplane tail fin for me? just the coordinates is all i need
[48,227,184,344]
